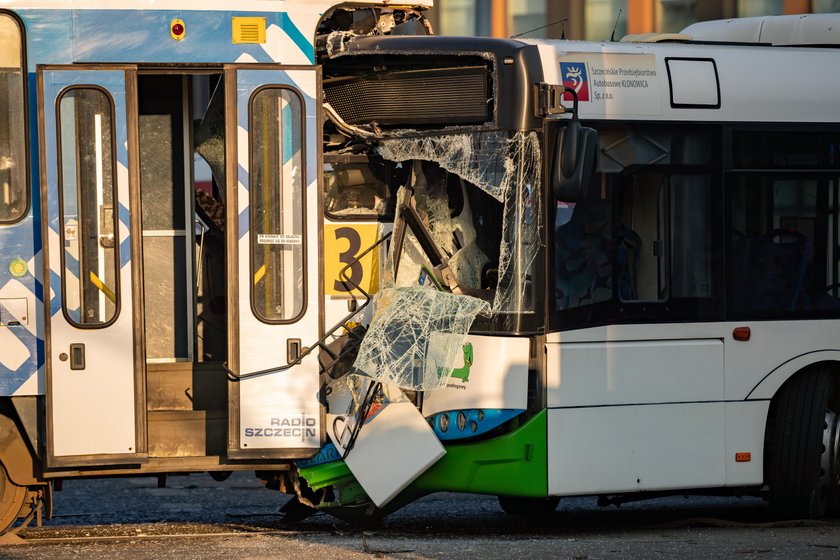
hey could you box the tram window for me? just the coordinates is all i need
[0,13,27,224]
[58,88,120,326]
[249,87,305,323]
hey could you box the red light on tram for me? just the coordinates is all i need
[732,326,751,341]
[170,19,186,41]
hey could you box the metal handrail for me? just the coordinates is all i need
[224,232,391,381]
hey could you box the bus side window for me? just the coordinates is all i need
[553,124,719,324]
[58,88,120,326]
[0,13,27,224]
[726,130,840,318]
[618,172,712,303]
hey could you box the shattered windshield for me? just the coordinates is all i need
[379,130,542,314]
[340,129,542,394]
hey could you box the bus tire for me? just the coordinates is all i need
[497,496,559,516]
[767,368,840,519]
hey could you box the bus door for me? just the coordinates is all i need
[225,66,321,458]
[39,66,146,467]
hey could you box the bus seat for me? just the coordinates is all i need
[730,229,809,313]
[554,199,613,309]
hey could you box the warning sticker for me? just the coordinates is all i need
[558,53,661,117]
[64,221,78,241]
[257,233,302,245]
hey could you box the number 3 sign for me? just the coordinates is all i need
[324,224,380,296]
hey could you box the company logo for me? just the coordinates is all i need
[243,414,317,442]
[437,343,474,383]
[560,62,589,102]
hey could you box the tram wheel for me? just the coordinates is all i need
[498,495,559,516]
[767,368,840,519]
[0,461,27,534]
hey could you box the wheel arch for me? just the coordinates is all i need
[0,402,43,487]
[746,352,840,402]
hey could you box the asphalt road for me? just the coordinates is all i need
[2,472,840,559]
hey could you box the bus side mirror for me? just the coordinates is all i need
[554,120,598,202]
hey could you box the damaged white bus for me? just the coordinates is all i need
[1,1,840,532]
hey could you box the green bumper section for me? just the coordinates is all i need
[299,459,352,491]
[299,410,547,498]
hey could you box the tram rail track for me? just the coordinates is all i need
[15,527,302,546]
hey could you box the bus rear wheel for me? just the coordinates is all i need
[498,496,559,516]
[767,368,840,519]
[0,462,27,534]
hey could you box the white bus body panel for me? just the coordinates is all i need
[422,335,529,417]
[682,14,840,46]
[546,319,840,493]
[723,400,769,486]
[546,338,724,407]
[548,403,726,495]
[527,39,840,124]
[546,328,726,494]
[727,320,840,400]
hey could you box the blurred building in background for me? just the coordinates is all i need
[426,0,840,39]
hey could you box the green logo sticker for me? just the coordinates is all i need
[438,343,473,383]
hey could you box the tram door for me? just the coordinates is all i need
[226,66,322,458]
[39,66,146,466]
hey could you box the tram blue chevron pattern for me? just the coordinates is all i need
[279,12,316,64]
[235,70,314,241]
[119,203,132,268]
[0,222,39,394]
[1,7,318,396]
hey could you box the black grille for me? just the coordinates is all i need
[324,66,490,127]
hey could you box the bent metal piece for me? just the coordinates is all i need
[392,196,462,294]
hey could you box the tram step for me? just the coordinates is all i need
[146,362,227,412]
[147,410,227,457]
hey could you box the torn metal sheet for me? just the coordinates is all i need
[340,399,443,508]
[325,30,356,57]
[326,377,444,508]
[390,163,490,293]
